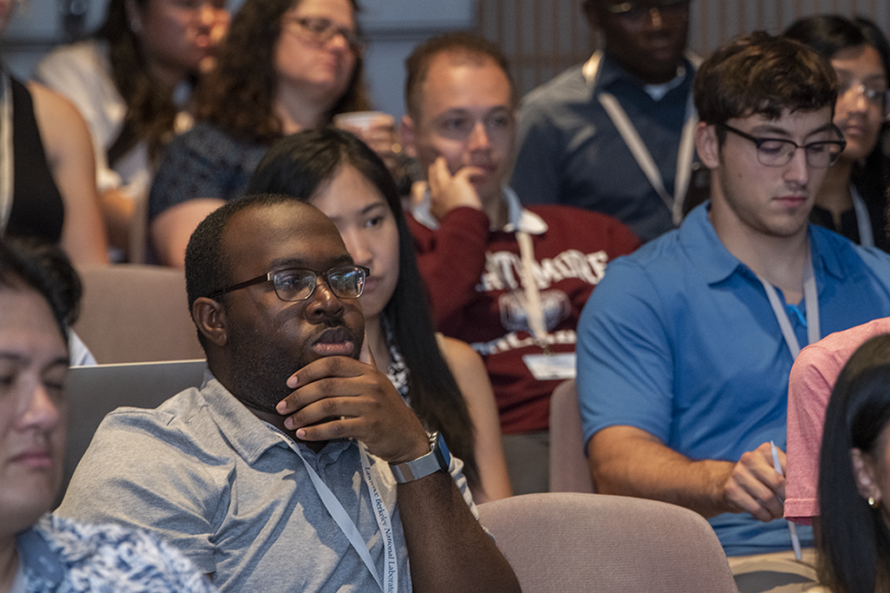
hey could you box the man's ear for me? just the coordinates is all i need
[400,114,417,159]
[851,447,882,504]
[192,297,228,347]
[695,121,720,171]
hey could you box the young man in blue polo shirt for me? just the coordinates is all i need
[577,32,890,590]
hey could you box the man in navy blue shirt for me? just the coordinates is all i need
[512,0,696,242]
[578,32,890,590]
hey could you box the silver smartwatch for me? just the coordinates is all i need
[389,431,451,484]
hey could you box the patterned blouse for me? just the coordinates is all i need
[383,316,410,403]
[13,514,216,592]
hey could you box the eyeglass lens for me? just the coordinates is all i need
[606,0,689,19]
[839,83,888,107]
[272,266,366,302]
[755,139,843,168]
[291,17,362,52]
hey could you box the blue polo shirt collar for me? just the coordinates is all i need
[681,201,847,288]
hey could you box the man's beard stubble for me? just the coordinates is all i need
[224,319,364,415]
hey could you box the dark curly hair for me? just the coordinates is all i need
[193,0,370,143]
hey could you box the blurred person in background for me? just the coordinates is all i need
[785,15,890,252]
[148,0,370,268]
[35,0,229,261]
[0,0,109,265]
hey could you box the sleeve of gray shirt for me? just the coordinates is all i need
[56,408,222,574]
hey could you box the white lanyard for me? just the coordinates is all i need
[756,252,820,360]
[0,69,13,234]
[265,425,397,593]
[850,184,874,248]
[516,230,549,350]
[584,51,697,226]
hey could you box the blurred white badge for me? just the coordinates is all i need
[523,353,576,381]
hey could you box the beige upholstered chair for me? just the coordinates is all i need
[73,264,204,363]
[59,360,207,504]
[549,379,595,492]
[477,492,739,593]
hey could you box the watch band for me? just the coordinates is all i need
[389,431,451,484]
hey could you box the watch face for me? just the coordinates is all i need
[433,431,451,469]
[390,432,451,483]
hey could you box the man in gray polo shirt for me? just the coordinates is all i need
[58,195,519,593]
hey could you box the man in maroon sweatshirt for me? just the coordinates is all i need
[400,32,641,493]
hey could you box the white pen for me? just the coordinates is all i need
[770,440,802,560]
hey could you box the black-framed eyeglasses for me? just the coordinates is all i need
[600,0,690,21]
[282,16,364,54]
[718,123,846,169]
[208,264,369,302]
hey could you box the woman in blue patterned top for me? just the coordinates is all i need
[0,238,215,593]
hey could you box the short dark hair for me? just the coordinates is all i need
[818,334,890,593]
[785,15,890,80]
[694,32,838,130]
[0,238,81,342]
[248,128,481,489]
[184,193,302,313]
[404,31,515,119]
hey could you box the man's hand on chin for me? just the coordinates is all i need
[276,333,429,463]
[427,157,484,222]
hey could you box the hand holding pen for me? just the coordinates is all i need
[770,441,802,560]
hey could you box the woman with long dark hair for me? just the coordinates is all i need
[818,333,890,593]
[35,0,228,259]
[785,15,890,251]
[248,128,513,502]
[149,0,370,268]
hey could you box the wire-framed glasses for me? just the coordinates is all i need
[208,264,369,302]
[282,16,364,53]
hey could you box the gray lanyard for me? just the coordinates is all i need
[756,252,820,360]
[850,184,874,248]
[584,51,697,226]
[264,424,397,593]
